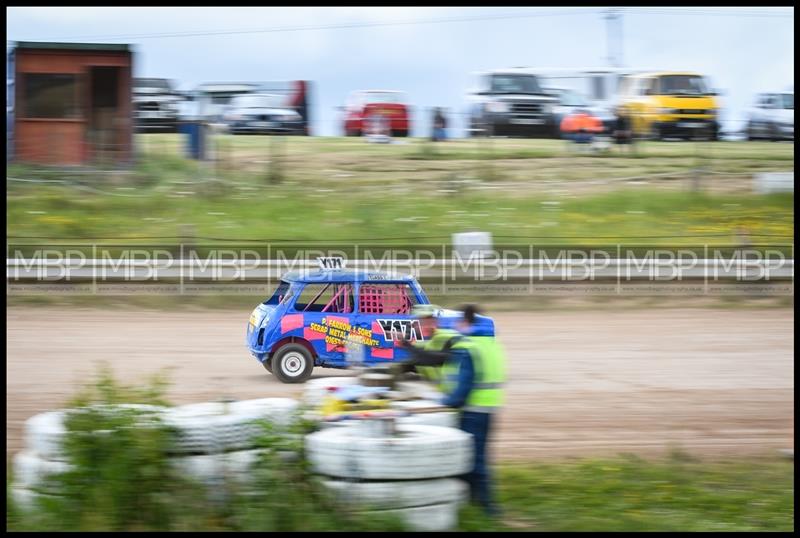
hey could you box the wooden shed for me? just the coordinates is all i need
[8,41,133,165]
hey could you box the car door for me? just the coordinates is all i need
[353,281,423,365]
[288,281,355,366]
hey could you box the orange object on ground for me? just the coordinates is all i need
[560,111,604,134]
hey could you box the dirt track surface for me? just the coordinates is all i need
[6,307,794,461]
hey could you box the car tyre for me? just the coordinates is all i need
[272,344,315,384]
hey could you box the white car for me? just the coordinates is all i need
[746,92,793,141]
[223,93,304,135]
[542,87,616,137]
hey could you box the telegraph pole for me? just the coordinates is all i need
[605,8,623,68]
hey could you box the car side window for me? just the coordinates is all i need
[292,283,354,313]
[357,283,419,315]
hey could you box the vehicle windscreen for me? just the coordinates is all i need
[263,280,292,305]
[781,94,794,110]
[135,78,171,90]
[658,75,710,96]
[363,92,404,104]
[231,94,284,109]
[559,89,589,107]
[490,74,543,95]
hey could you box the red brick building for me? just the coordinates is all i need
[8,42,133,165]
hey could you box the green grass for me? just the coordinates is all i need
[6,182,794,245]
[7,135,793,245]
[459,453,794,532]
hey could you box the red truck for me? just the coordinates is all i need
[342,90,411,137]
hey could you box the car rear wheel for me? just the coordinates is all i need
[263,360,273,374]
[272,344,314,384]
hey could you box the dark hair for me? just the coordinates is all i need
[460,304,481,325]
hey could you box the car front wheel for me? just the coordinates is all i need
[272,344,314,384]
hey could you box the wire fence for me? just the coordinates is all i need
[7,106,794,202]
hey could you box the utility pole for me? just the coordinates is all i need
[605,8,623,68]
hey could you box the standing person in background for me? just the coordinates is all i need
[432,107,448,142]
[560,109,603,153]
[612,105,636,155]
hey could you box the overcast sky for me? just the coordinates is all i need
[6,6,795,136]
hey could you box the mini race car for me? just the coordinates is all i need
[246,262,494,383]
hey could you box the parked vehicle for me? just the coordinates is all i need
[133,78,183,132]
[537,67,636,127]
[466,69,557,137]
[223,93,304,135]
[542,87,615,135]
[192,82,260,123]
[746,91,793,141]
[341,90,411,137]
[245,262,494,383]
[617,71,721,140]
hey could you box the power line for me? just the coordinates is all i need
[18,9,602,42]
[623,7,793,18]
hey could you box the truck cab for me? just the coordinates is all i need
[466,69,558,137]
[617,72,721,140]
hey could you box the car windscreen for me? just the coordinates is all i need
[782,94,794,110]
[363,92,404,104]
[559,90,589,107]
[658,75,710,96]
[263,280,292,305]
[231,94,284,109]
[135,79,171,90]
[490,74,543,95]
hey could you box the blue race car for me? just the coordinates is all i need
[246,266,494,383]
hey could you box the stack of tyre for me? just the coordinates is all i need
[306,420,474,531]
[10,398,299,509]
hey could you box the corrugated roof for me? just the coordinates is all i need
[15,41,131,52]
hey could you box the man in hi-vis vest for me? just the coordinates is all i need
[398,304,505,517]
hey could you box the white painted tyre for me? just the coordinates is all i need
[163,399,299,454]
[229,398,299,427]
[399,412,458,429]
[322,477,468,510]
[364,501,461,532]
[169,449,267,486]
[302,377,358,407]
[12,451,72,492]
[24,404,167,461]
[305,424,473,480]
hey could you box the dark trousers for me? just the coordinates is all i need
[460,410,498,514]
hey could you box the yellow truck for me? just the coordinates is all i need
[617,72,720,140]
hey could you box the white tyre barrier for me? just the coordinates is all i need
[302,377,358,407]
[321,477,467,511]
[229,398,299,427]
[399,411,458,429]
[169,448,267,485]
[305,424,473,480]
[163,398,299,454]
[363,501,462,532]
[12,451,72,492]
[24,404,167,461]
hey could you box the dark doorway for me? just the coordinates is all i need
[88,66,120,163]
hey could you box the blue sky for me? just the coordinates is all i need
[6,6,794,136]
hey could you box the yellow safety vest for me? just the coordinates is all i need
[440,335,506,411]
